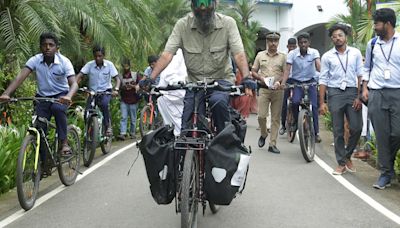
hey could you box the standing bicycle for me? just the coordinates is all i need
[79,87,113,167]
[0,97,81,210]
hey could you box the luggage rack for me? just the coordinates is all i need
[174,129,211,150]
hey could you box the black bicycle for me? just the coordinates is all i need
[79,87,113,167]
[154,81,242,228]
[286,82,317,162]
[1,97,81,210]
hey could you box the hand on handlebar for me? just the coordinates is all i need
[0,94,10,102]
[58,96,72,106]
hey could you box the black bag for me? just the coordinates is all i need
[229,107,247,143]
[205,124,251,205]
[139,125,176,204]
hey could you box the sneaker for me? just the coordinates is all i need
[105,127,113,136]
[117,134,126,141]
[258,136,266,148]
[315,135,322,143]
[332,165,347,175]
[268,145,280,154]
[59,143,72,157]
[345,159,356,173]
[279,126,286,135]
[373,174,391,190]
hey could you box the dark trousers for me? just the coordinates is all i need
[368,89,400,176]
[35,92,68,162]
[86,93,112,128]
[281,78,295,127]
[181,80,231,134]
[328,87,362,166]
[292,79,319,134]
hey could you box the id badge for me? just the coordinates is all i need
[340,81,347,90]
[384,69,391,80]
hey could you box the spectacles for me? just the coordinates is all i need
[193,0,213,7]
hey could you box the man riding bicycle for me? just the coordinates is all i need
[0,32,78,157]
[76,45,121,136]
[282,32,322,143]
[148,0,253,134]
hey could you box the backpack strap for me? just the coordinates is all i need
[368,37,378,80]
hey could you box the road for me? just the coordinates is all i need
[1,114,400,227]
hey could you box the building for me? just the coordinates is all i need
[231,0,350,54]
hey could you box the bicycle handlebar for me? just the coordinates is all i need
[152,81,243,96]
[0,97,61,105]
[78,87,113,96]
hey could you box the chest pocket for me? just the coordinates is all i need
[184,46,202,74]
[51,65,66,81]
[210,45,227,68]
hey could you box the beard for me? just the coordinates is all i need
[194,8,214,33]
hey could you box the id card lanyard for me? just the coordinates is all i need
[379,37,396,80]
[336,51,348,90]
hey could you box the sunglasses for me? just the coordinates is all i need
[193,0,213,7]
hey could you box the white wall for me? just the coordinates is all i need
[252,0,349,52]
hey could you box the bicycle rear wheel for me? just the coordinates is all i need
[181,150,199,228]
[83,116,98,167]
[139,105,152,137]
[298,109,315,162]
[58,126,81,186]
[286,102,296,143]
[16,134,40,211]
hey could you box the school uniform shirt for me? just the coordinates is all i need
[80,60,118,92]
[25,53,75,97]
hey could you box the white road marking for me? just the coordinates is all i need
[314,155,400,225]
[0,142,137,228]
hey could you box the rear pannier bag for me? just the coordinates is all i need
[139,125,176,204]
[205,123,251,205]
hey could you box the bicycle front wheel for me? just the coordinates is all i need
[83,116,98,167]
[139,105,152,137]
[298,109,315,162]
[181,150,199,228]
[286,102,296,143]
[16,134,40,211]
[58,126,81,186]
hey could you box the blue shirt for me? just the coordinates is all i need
[363,32,400,89]
[144,66,160,85]
[25,53,75,97]
[287,47,320,82]
[80,60,118,92]
[320,46,363,88]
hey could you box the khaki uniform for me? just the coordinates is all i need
[253,51,286,146]
[164,12,244,83]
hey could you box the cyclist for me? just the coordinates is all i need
[282,32,322,143]
[148,0,253,134]
[76,45,121,136]
[143,55,160,85]
[0,32,78,157]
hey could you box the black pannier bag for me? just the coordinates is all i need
[138,125,176,204]
[205,123,251,205]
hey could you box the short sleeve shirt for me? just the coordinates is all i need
[287,47,320,82]
[253,51,286,82]
[164,12,244,83]
[25,53,75,97]
[80,60,118,92]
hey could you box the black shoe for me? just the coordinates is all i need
[268,145,280,154]
[117,134,126,141]
[258,136,266,148]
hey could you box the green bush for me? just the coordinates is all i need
[0,125,25,194]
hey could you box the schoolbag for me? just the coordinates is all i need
[361,37,378,106]
[139,125,176,204]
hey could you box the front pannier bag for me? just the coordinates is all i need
[205,123,251,205]
[139,125,176,204]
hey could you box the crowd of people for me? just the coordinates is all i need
[0,0,398,192]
